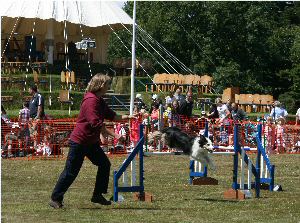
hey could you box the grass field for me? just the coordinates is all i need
[1,154,300,223]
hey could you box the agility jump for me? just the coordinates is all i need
[113,124,153,202]
[190,123,277,199]
[113,122,278,202]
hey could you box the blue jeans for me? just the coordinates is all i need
[51,140,111,202]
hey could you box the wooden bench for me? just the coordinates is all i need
[1,96,13,103]
[23,96,32,102]
[33,71,48,89]
[1,77,11,90]
[58,90,73,115]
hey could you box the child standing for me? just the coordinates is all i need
[263,116,275,154]
[275,117,286,153]
[129,105,142,148]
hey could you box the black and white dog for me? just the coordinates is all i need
[148,127,215,169]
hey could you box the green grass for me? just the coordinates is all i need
[2,154,300,223]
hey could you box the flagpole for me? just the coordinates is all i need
[130,0,137,116]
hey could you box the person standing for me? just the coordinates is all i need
[169,99,180,127]
[49,73,135,209]
[18,102,31,152]
[270,101,288,122]
[29,85,45,120]
[215,98,231,124]
[207,103,219,119]
[173,87,185,105]
[231,103,246,122]
[134,93,146,111]
[178,91,194,118]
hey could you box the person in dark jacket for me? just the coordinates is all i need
[29,85,45,119]
[178,91,194,118]
[49,73,134,209]
[207,103,219,119]
[231,103,246,122]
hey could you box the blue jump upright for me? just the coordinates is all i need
[190,122,277,199]
[189,122,209,184]
[113,124,145,202]
[256,124,275,191]
[232,125,260,198]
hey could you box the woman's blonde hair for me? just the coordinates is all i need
[86,73,111,93]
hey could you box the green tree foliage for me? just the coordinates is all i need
[107,1,300,112]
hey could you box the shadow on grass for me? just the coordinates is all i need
[191,198,239,203]
[79,206,161,211]
[78,198,239,210]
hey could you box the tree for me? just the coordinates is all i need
[107,1,300,111]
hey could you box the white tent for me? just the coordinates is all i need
[1,0,132,64]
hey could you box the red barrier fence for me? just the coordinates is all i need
[1,116,299,160]
[144,115,300,154]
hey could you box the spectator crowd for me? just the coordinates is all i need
[1,85,299,158]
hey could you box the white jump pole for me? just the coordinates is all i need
[240,148,245,190]
[265,154,269,178]
[122,158,137,187]
[194,161,203,172]
[248,157,252,190]
[213,146,257,151]
[260,154,264,178]
[131,157,136,186]
[122,159,128,187]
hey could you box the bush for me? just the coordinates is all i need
[278,91,300,113]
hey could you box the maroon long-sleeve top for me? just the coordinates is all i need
[70,92,116,145]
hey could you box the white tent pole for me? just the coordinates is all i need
[45,19,54,107]
[0,17,2,75]
[45,20,54,65]
[130,0,137,116]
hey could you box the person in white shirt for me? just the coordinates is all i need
[215,98,230,123]
[270,101,288,121]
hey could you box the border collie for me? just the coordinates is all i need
[148,127,215,169]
